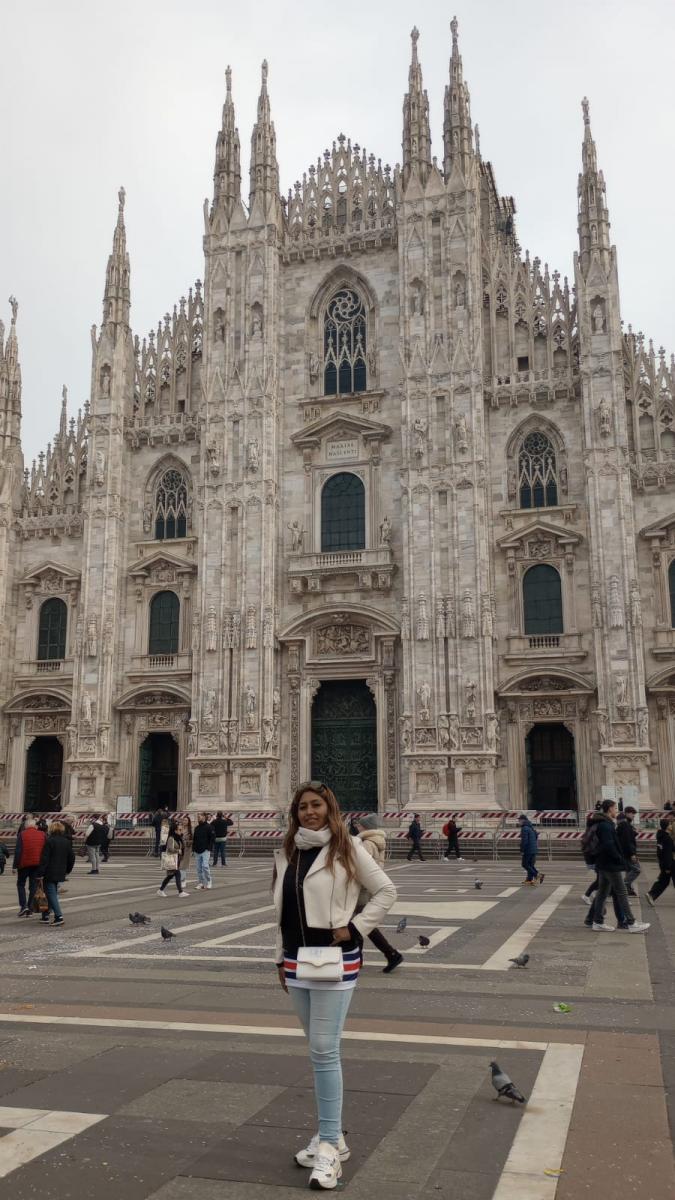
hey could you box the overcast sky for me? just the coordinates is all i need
[2,0,673,466]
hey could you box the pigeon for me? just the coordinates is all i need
[474,880,483,890]
[396,917,407,934]
[489,1061,526,1104]
[129,912,151,926]
[418,935,430,947]
[509,953,529,968]
[160,925,176,941]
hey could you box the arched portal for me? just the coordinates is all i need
[138,733,178,811]
[525,723,577,811]
[24,737,63,812]
[311,680,377,811]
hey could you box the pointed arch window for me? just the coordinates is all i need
[324,288,367,396]
[37,597,67,661]
[321,472,365,552]
[148,591,180,655]
[518,431,558,509]
[154,469,188,540]
[523,565,563,635]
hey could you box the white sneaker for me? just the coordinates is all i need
[157,889,167,897]
[626,921,650,933]
[179,891,189,898]
[582,894,592,906]
[442,856,449,862]
[295,1132,350,1169]
[206,882,212,889]
[457,857,465,861]
[591,922,615,932]
[195,884,204,890]
[308,1142,342,1190]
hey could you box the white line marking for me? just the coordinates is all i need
[71,903,275,956]
[198,922,277,948]
[0,1012,556,1052]
[391,900,498,919]
[480,886,571,971]
[498,887,520,898]
[491,1042,584,1199]
[0,1107,106,1179]
[0,883,162,914]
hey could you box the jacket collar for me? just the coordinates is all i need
[275,841,331,880]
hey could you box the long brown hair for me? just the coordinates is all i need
[282,782,357,882]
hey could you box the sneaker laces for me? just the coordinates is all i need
[314,1149,337,1173]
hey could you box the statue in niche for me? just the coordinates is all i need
[591,585,603,629]
[191,615,200,652]
[379,515,392,546]
[247,440,260,473]
[232,612,241,647]
[205,605,217,652]
[203,690,216,729]
[454,277,466,308]
[75,616,83,654]
[461,590,475,639]
[229,719,239,753]
[262,717,274,752]
[187,720,198,756]
[592,302,605,334]
[437,712,450,750]
[66,723,77,757]
[507,466,517,499]
[410,285,424,317]
[416,592,429,641]
[486,711,500,753]
[454,413,470,455]
[288,521,304,552]
[273,688,281,721]
[596,708,609,747]
[608,576,624,629]
[416,681,431,723]
[81,691,92,726]
[214,309,226,342]
[436,598,446,639]
[481,595,493,638]
[143,504,153,533]
[245,685,257,729]
[86,615,98,658]
[412,417,427,461]
[100,367,111,396]
[206,438,219,475]
[94,449,105,487]
[399,715,412,751]
[219,720,229,753]
[615,674,628,709]
[630,581,642,628]
[637,708,649,746]
[263,609,274,647]
[448,713,460,751]
[251,307,263,339]
[465,680,477,722]
[367,347,377,379]
[598,396,612,437]
[308,352,320,382]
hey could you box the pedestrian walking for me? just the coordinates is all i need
[645,818,675,908]
[585,799,649,932]
[355,814,403,973]
[83,814,106,874]
[518,813,544,884]
[406,814,425,862]
[192,813,214,889]
[151,806,167,857]
[616,806,640,895]
[13,815,47,916]
[212,811,233,865]
[157,819,188,897]
[99,815,111,863]
[37,821,75,927]
[274,781,396,1188]
[442,816,464,861]
[582,805,624,926]
[179,815,193,889]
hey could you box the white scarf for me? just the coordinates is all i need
[294,825,332,851]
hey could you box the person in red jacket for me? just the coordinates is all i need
[13,815,47,917]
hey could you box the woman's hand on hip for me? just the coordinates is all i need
[277,964,288,993]
[331,926,351,944]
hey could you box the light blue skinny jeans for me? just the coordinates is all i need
[195,850,212,887]
[288,986,354,1146]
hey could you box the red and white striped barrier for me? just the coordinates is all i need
[496,831,523,841]
[458,830,492,841]
[431,811,470,820]
[391,830,436,840]
[110,829,151,839]
[551,830,584,841]
[636,831,657,843]
[246,829,284,839]
[239,811,278,821]
[381,811,415,821]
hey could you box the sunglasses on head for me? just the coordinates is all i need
[300,780,328,795]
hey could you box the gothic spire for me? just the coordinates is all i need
[402,26,432,188]
[0,296,22,450]
[102,186,131,330]
[213,65,242,219]
[249,59,280,218]
[443,16,474,180]
[577,97,611,275]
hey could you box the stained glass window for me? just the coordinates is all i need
[321,472,365,552]
[324,288,367,396]
[523,565,563,635]
[518,431,558,509]
[155,469,188,540]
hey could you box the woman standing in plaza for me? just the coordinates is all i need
[157,818,188,898]
[273,782,396,1190]
[179,815,193,890]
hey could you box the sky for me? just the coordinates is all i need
[1,0,674,466]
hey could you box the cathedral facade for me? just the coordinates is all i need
[1,22,673,816]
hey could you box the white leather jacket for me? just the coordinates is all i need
[273,838,397,964]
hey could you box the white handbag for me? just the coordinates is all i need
[296,945,343,981]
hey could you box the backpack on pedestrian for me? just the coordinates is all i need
[581,823,600,861]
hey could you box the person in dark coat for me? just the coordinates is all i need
[616,807,640,895]
[583,806,624,926]
[211,812,234,866]
[37,821,75,926]
[192,813,214,889]
[13,815,47,916]
[406,815,425,862]
[158,819,188,897]
[645,819,675,907]
[588,800,648,932]
[518,814,544,884]
[442,816,464,861]
[152,807,168,857]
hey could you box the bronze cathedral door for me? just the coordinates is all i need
[311,680,378,812]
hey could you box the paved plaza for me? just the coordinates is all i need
[0,853,674,1198]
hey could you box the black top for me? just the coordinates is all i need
[192,822,214,853]
[595,815,627,872]
[39,833,75,884]
[657,828,674,871]
[280,848,360,960]
[616,816,637,860]
[212,817,233,838]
